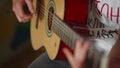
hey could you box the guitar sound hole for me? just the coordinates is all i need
[48,7,54,30]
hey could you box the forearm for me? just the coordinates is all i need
[109,33,120,58]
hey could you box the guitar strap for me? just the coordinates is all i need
[56,0,88,60]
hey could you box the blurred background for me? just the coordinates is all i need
[0,0,44,68]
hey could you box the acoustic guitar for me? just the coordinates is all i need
[31,0,108,68]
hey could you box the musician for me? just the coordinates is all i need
[12,0,120,68]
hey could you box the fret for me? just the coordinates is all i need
[61,29,64,42]
[71,32,77,50]
[64,25,72,47]
[69,29,75,48]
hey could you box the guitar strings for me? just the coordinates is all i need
[39,5,73,34]
[36,4,81,49]
[35,3,113,54]
[35,3,114,50]
[35,3,116,51]
[37,4,114,41]
[35,4,109,67]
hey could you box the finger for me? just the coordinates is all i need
[82,41,89,57]
[80,41,89,61]
[14,12,23,22]
[25,0,34,14]
[12,1,21,22]
[14,10,31,23]
[16,5,32,22]
[63,48,75,65]
[74,40,83,60]
[74,40,89,62]
[20,17,30,23]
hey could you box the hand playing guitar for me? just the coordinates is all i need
[63,40,89,68]
[12,0,34,23]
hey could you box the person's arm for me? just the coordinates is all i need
[12,0,34,23]
[63,40,89,68]
[109,34,120,58]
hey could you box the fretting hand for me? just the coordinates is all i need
[63,40,89,68]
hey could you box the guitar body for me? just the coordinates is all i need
[31,0,87,60]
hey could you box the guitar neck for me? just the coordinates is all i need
[51,14,84,50]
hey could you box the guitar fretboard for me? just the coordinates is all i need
[51,14,84,50]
